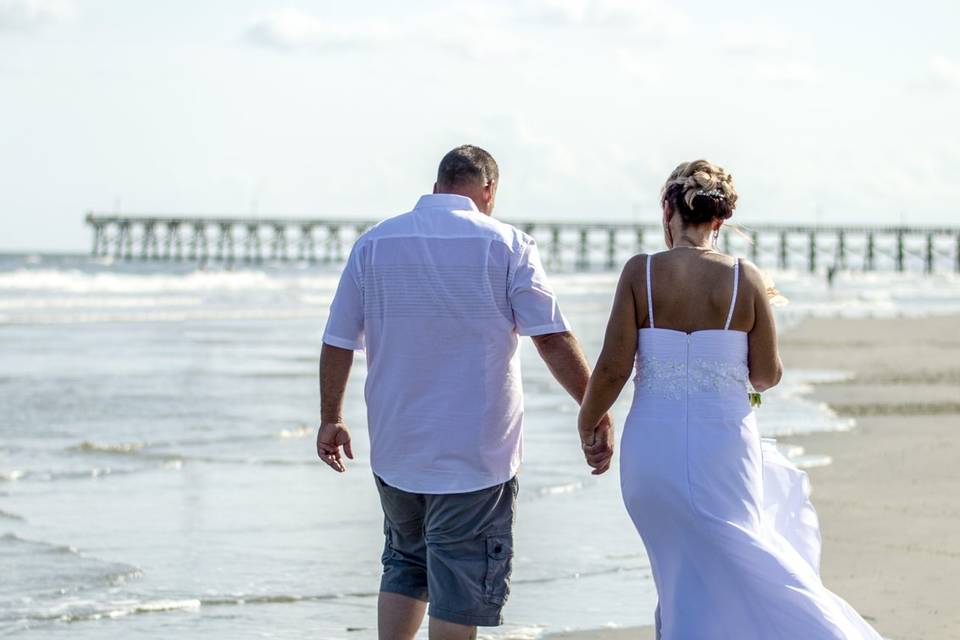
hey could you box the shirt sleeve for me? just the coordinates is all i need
[322,243,365,350]
[508,238,571,336]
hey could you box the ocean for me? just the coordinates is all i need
[2,253,959,639]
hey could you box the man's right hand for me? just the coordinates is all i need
[580,413,614,475]
[317,421,354,472]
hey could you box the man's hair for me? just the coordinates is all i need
[436,145,499,190]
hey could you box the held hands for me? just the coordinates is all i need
[316,421,354,472]
[579,413,615,475]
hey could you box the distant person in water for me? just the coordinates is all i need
[316,145,613,639]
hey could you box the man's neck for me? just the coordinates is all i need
[432,187,489,215]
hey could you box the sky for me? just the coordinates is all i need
[1,0,959,252]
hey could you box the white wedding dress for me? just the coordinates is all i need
[620,254,882,639]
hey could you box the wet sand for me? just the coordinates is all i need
[546,314,960,640]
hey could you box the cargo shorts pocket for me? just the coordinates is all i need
[482,532,513,605]
[381,521,397,565]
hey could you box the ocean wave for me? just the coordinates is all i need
[0,466,149,484]
[277,425,312,439]
[489,625,548,640]
[762,440,833,469]
[511,563,650,587]
[232,370,315,379]
[13,598,201,624]
[0,533,144,612]
[0,268,341,295]
[198,592,367,606]
[0,296,203,310]
[44,467,129,481]
[4,547,146,591]
[183,455,316,467]
[64,444,316,470]
[70,441,145,455]
[6,589,382,627]
[2,453,322,484]
[534,481,583,496]
[0,509,24,521]
[69,425,313,457]
[1,307,326,325]
[0,532,78,554]
[791,454,833,468]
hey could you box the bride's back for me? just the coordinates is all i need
[638,248,756,334]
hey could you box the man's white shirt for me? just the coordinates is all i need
[323,193,570,494]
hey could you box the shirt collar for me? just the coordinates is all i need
[414,193,479,213]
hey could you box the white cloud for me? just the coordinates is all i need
[719,22,805,57]
[524,0,687,32]
[457,114,646,220]
[243,8,396,51]
[613,18,819,89]
[241,4,823,92]
[0,0,74,32]
[242,5,532,60]
[415,4,536,60]
[710,21,819,87]
[718,57,819,89]
[913,55,960,92]
[243,1,689,57]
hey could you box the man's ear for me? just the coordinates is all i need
[476,183,492,212]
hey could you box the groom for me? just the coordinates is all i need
[317,144,613,639]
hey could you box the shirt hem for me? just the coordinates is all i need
[322,334,364,350]
[517,320,571,337]
[372,467,519,495]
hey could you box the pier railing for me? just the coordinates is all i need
[85,213,960,274]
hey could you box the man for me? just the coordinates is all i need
[317,144,613,640]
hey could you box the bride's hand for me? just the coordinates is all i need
[580,413,615,475]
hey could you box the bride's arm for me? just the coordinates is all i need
[578,257,641,452]
[743,260,783,391]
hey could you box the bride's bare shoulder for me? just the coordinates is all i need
[619,254,650,285]
[622,253,649,273]
[737,258,768,294]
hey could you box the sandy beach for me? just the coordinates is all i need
[547,314,960,640]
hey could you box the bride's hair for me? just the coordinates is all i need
[660,160,738,225]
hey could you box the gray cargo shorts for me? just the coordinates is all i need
[374,475,518,627]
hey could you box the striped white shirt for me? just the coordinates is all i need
[323,194,570,493]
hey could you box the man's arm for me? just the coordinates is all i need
[317,343,355,472]
[530,331,590,402]
[530,331,614,474]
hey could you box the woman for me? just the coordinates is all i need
[578,160,882,639]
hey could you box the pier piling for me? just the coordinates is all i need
[83,213,960,274]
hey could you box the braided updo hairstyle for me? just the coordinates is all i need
[660,160,738,225]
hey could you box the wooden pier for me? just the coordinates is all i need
[85,212,960,274]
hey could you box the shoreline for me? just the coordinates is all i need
[543,314,960,640]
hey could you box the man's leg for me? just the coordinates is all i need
[424,476,518,632]
[375,476,430,638]
[379,591,427,640]
[428,617,476,640]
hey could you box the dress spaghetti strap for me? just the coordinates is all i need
[723,259,741,330]
[645,254,655,329]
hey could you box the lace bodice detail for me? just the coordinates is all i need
[635,346,749,401]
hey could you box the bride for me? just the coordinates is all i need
[577,160,883,639]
